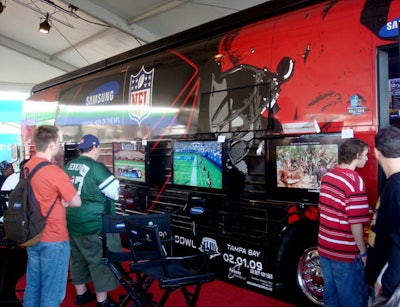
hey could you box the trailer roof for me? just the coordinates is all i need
[0,0,325,94]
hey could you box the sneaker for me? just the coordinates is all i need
[76,289,97,305]
[97,296,117,307]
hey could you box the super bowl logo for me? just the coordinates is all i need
[129,66,154,125]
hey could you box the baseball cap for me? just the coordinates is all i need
[0,160,14,172]
[77,134,100,149]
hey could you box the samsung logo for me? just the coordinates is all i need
[85,81,120,106]
[190,206,205,215]
[379,17,400,38]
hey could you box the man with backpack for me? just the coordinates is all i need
[23,125,81,307]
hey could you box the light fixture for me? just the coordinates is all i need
[0,1,5,15]
[39,13,51,34]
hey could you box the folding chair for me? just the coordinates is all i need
[101,213,173,307]
[124,218,215,307]
[101,214,133,307]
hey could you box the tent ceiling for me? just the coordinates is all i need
[0,0,268,93]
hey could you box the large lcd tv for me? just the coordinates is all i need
[172,139,224,191]
[266,134,345,204]
[112,142,147,184]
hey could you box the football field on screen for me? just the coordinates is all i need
[114,159,146,182]
[174,153,222,189]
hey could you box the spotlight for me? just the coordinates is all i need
[0,1,5,15]
[39,13,51,34]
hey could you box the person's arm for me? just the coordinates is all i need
[101,178,120,201]
[351,223,367,265]
[63,193,81,208]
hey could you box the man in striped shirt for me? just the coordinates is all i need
[318,138,370,307]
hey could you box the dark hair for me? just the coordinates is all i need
[78,147,95,154]
[339,138,369,164]
[375,126,400,158]
[33,125,59,152]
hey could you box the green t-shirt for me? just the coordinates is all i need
[65,155,118,236]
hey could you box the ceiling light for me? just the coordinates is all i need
[0,1,5,15]
[39,13,51,34]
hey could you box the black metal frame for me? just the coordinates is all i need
[124,218,215,307]
[101,213,174,307]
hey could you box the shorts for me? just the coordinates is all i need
[70,233,122,293]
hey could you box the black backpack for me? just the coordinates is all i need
[3,161,57,246]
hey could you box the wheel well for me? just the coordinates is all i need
[275,219,319,294]
[276,220,319,265]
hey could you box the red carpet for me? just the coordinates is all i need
[16,274,296,307]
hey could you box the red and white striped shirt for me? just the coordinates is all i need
[317,165,370,262]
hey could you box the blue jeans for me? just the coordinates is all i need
[320,256,368,307]
[23,241,70,307]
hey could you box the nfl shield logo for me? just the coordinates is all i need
[129,66,154,125]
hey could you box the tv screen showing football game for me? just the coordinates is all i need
[267,135,344,203]
[112,142,146,183]
[172,139,224,190]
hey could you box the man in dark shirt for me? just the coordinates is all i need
[366,126,400,304]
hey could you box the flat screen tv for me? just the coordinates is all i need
[266,134,345,203]
[112,142,147,184]
[172,139,224,192]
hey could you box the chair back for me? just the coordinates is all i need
[101,213,171,261]
[101,214,131,263]
[102,214,126,234]
[124,218,167,268]
[102,213,171,233]
[124,213,171,235]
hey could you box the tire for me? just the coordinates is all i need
[278,222,323,306]
[297,246,323,306]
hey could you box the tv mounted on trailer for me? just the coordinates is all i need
[112,142,147,184]
[266,134,345,204]
[172,139,224,192]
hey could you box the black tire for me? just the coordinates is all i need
[278,222,323,306]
